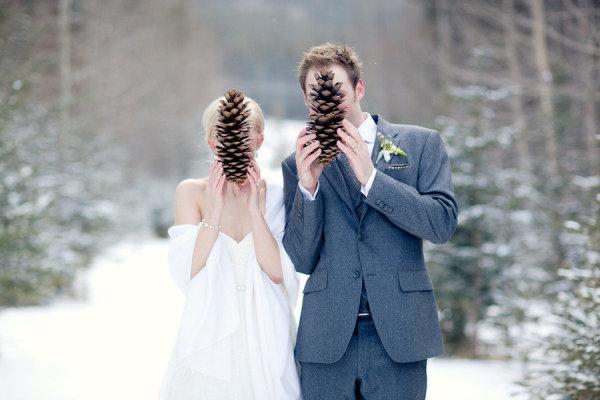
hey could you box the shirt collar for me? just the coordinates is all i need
[357,112,377,144]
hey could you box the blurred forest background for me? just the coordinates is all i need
[1,0,599,398]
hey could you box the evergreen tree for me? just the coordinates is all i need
[517,186,600,399]
[0,3,120,308]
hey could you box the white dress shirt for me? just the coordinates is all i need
[299,112,378,201]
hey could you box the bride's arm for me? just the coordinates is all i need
[175,179,221,279]
[250,208,284,284]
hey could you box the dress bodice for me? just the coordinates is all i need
[220,232,254,293]
[160,180,301,399]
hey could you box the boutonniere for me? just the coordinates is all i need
[376,133,407,164]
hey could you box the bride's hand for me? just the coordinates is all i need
[241,159,262,217]
[206,160,226,221]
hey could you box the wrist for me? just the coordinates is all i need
[198,219,221,232]
[360,166,375,186]
[300,181,317,195]
[204,209,222,224]
[249,209,263,222]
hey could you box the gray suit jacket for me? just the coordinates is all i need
[281,114,458,364]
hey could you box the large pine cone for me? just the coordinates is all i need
[306,68,346,165]
[215,88,253,184]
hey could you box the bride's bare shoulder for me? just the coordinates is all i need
[175,178,208,195]
[173,178,208,223]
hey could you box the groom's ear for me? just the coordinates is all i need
[354,79,365,103]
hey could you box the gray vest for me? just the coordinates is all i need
[339,154,371,315]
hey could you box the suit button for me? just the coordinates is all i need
[353,270,360,278]
[358,233,364,241]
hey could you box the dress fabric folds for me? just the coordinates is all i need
[157,180,302,400]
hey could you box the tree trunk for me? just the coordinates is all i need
[530,0,560,177]
[502,0,533,175]
[578,3,600,176]
[59,0,71,151]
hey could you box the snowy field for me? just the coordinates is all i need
[0,237,526,400]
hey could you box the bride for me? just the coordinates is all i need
[158,94,302,399]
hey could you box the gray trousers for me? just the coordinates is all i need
[299,316,428,400]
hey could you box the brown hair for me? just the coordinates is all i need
[297,42,363,94]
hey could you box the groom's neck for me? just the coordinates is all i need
[346,105,366,128]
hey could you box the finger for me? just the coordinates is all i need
[216,162,225,179]
[211,167,222,190]
[337,128,356,147]
[251,158,261,177]
[246,175,257,198]
[248,166,258,182]
[296,127,307,139]
[208,163,218,186]
[216,173,226,194]
[341,119,362,143]
[337,139,355,161]
[299,147,316,173]
[208,171,219,192]
[212,160,221,177]
[298,141,319,165]
[300,140,320,161]
[249,159,258,174]
[296,132,317,152]
[302,147,322,168]
[342,119,364,147]
[251,165,259,181]
[211,162,222,184]
[338,129,358,153]
[215,167,224,185]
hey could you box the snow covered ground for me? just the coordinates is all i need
[0,238,526,400]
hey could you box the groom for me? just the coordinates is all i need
[281,43,458,399]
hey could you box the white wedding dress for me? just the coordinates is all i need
[158,180,302,400]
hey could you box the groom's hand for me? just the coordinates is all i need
[295,127,323,195]
[337,119,374,186]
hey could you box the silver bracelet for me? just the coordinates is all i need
[198,219,221,231]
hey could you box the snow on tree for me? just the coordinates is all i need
[517,185,600,399]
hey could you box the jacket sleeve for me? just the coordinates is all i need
[281,158,324,275]
[363,131,458,244]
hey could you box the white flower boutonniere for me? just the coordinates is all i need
[376,133,407,164]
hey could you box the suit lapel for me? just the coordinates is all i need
[338,152,362,206]
[357,114,398,221]
[321,155,357,219]
[321,114,400,222]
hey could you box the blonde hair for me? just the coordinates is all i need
[202,94,265,143]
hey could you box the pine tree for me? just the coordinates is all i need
[517,189,600,399]
[306,68,346,165]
